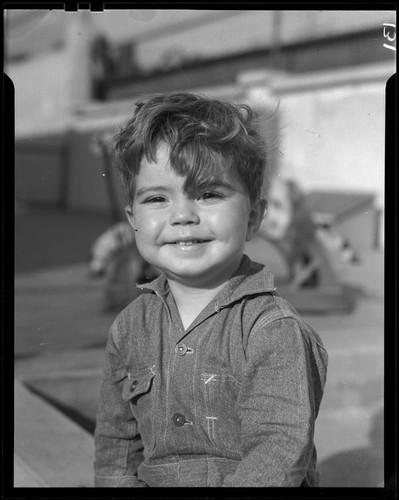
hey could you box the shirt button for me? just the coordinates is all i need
[175,344,187,356]
[172,413,186,427]
[130,380,138,390]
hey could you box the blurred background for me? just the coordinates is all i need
[9,8,394,488]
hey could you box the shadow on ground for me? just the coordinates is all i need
[318,408,384,487]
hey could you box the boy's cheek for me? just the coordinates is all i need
[134,217,163,243]
[129,206,148,231]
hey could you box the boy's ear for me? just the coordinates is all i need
[246,199,267,241]
[125,205,137,231]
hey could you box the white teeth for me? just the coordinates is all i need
[177,240,198,245]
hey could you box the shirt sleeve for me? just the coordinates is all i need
[94,323,146,487]
[222,316,327,487]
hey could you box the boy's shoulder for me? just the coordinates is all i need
[255,292,327,353]
[232,259,325,345]
[255,291,303,323]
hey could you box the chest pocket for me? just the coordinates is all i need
[122,370,156,451]
[201,370,241,455]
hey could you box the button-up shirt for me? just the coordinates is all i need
[94,255,328,487]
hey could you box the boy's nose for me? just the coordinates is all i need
[170,199,200,226]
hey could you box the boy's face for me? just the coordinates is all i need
[126,143,264,288]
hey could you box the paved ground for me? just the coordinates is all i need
[14,207,386,488]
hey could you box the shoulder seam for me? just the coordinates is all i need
[253,292,302,329]
[251,307,328,354]
[253,310,301,333]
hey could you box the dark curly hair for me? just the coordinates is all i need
[111,92,268,205]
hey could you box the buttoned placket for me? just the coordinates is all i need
[164,291,195,452]
[150,291,196,456]
[149,291,177,458]
[158,289,223,457]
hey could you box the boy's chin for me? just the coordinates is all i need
[164,268,210,284]
[162,263,239,289]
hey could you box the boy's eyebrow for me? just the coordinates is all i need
[135,185,171,197]
[197,179,235,191]
[197,179,249,196]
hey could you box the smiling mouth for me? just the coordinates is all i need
[176,240,206,245]
[166,239,211,248]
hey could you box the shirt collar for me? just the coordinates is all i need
[137,255,275,309]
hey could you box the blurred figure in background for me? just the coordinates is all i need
[258,176,360,289]
[259,177,319,287]
[89,221,158,312]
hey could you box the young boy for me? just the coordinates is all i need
[94,92,328,488]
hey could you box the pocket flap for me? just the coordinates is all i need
[122,371,155,402]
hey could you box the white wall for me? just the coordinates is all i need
[7,11,94,138]
[9,52,71,137]
[276,75,388,207]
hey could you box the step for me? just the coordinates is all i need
[14,379,95,487]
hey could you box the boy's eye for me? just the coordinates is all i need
[199,191,225,201]
[144,196,167,203]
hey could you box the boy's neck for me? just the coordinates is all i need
[167,279,228,331]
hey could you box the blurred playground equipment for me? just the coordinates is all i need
[89,135,367,314]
